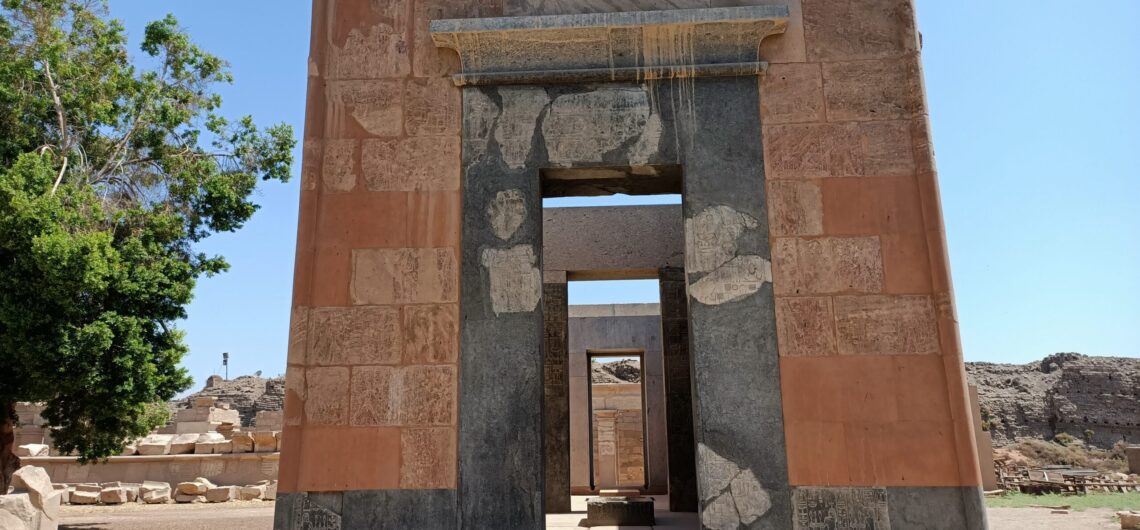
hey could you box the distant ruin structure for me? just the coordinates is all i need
[278,0,989,528]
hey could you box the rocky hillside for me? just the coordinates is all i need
[591,359,641,384]
[966,353,1140,449]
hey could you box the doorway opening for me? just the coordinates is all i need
[587,348,648,491]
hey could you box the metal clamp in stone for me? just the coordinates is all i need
[430,6,789,86]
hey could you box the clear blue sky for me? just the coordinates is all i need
[107,1,1139,389]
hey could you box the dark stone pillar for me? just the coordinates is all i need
[659,267,697,513]
[543,276,571,513]
[457,86,545,529]
[679,76,791,529]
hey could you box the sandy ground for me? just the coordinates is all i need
[57,503,1126,530]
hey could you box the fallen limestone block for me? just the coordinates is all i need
[198,432,225,443]
[263,481,278,501]
[100,487,130,505]
[69,490,99,505]
[11,466,54,510]
[275,431,283,452]
[253,431,277,453]
[74,483,101,493]
[176,481,207,496]
[0,493,37,526]
[204,486,236,503]
[40,490,62,522]
[230,432,254,453]
[52,485,70,505]
[169,433,200,455]
[1119,511,1140,530]
[173,492,200,504]
[140,482,172,504]
[238,485,265,501]
[136,434,175,455]
[15,443,49,457]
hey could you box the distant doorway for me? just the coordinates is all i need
[587,349,648,490]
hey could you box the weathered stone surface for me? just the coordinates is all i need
[11,466,53,511]
[689,255,773,306]
[487,87,549,169]
[15,443,48,457]
[176,478,213,496]
[764,121,914,179]
[400,428,456,488]
[480,245,542,315]
[761,62,823,124]
[823,57,923,122]
[362,137,460,191]
[834,295,939,355]
[772,237,884,295]
[136,434,174,456]
[321,139,357,192]
[791,487,890,529]
[543,282,570,514]
[264,481,278,501]
[405,77,460,136]
[768,180,823,237]
[328,17,410,79]
[140,482,171,504]
[304,366,350,425]
[205,486,236,503]
[194,440,232,455]
[802,0,917,62]
[402,304,458,364]
[173,491,200,504]
[351,248,458,305]
[326,80,403,136]
[0,493,38,528]
[307,306,401,366]
[685,206,760,274]
[776,297,837,357]
[350,365,398,426]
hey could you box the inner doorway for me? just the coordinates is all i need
[587,348,648,491]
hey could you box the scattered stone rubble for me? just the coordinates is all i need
[34,476,279,508]
[1,466,62,529]
[591,359,641,384]
[966,353,1140,448]
[176,375,285,428]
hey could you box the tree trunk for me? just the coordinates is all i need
[1,401,20,493]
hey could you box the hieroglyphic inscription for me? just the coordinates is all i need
[480,245,542,315]
[299,495,342,530]
[764,121,914,179]
[833,295,939,355]
[362,137,460,191]
[405,77,459,136]
[487,189,526,241]
[698,444,772,529]
[689,255,773,306]
[541,86,661,166]
[352,248,458,305]
[307,306,401,365]
[792,487,891,530]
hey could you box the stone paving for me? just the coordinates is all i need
[545,496,698,530]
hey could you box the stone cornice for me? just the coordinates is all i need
[430,6,789,86]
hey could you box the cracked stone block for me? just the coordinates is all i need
[586,497,655,526]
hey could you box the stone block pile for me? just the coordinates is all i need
[126,429,281,456]
[41,476,278,507]
[1,466,63,529]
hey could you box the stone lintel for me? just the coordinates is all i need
[430,6,789,86]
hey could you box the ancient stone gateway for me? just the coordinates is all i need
[277,1,988,529]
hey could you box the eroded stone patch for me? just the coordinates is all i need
[685,206,760,273]
[495,87,550,169]
[542,86,661,166]
[480,245,542,315]
[697,443,772,529]
[487,189,526,241]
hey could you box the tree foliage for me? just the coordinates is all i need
[0,0,294,466]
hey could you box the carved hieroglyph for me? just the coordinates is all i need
[698,444,772,530]
[542,86,662,166]
[480,245,542,315]
[488,189,526,241]
[792,487,890,530]
[307,306,401,365]
[327,80,403,137]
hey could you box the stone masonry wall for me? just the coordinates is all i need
[761,0,983,488]
[280,0,477,495]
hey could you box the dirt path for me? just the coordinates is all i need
[58,503,1123,529]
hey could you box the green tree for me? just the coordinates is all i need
[0,0,294,489]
